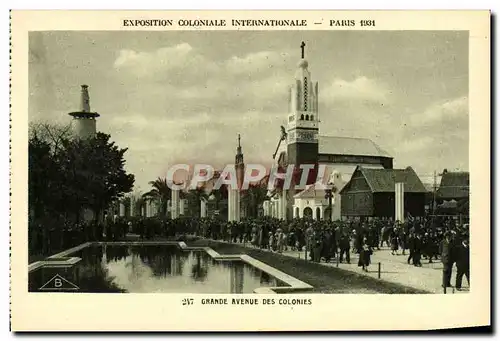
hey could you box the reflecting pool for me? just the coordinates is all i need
[29,245,287,293]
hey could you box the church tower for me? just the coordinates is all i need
[68,85,100,139]
[286,42,319,185]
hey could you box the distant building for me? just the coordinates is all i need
[292,169,344,220]
[436,169,470,215]
[437,170,470,202]
[340,166,427,218]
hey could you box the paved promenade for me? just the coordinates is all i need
[215,239,469,294]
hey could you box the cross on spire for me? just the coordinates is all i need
[300,41,306,59]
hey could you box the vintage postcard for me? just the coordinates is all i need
[10,10,490,331]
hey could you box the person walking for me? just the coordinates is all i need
[441,232,455,288]
[338,233,351,264]
[358,238,373,272]
[407,232,415,264]
[390,229,399,255]
[412,233,423,267]
[455,236,470,290]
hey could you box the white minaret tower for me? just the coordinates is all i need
[287,41,320,146]
[68,84,100,139]
[286,42,320,189]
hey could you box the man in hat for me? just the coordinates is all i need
[412,233,423,267]
[455,233,470,290]
[338,232,351,264]
[312,228,323,262]
[305,223,314,260]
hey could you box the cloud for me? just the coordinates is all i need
[398,136,434,153]
[322,76,391,103]
[104,43,296,186]
[415,96,468,126]
[114,44,291,83]
[114,43,218,76]
[111,44,293,120]
[225,51,292,76]
[390,96,469,175]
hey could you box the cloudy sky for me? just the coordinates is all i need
[29,30,468,191]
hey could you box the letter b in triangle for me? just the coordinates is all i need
[39,274,79,291]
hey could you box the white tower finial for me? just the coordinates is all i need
[80,84,90,113]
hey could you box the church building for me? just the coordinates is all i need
[265,42,394,221]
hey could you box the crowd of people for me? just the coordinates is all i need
[30,211,470,291]
[117,214,469,290]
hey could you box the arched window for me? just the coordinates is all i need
[305,114,309,121]
[316,207,321,220]
[295,207,300,218]
[303,207,313,218]
[300,114,304,120]
[310,115,314,121]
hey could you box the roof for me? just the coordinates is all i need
[68,111,100,118]
[341,166,427,193]
[437,172,469,199]
[318,164,384,180]
[318,136,392,158]
[294,183,335,199]
[422,182,435,192]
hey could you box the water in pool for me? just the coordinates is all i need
[29,245,287,293]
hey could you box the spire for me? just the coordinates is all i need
[297,41,309,70]
[235,134,244,165]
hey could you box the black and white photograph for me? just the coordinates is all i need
[10,10,490,332]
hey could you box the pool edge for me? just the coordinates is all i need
[28,241,314,294]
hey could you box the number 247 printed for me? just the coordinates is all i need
[181,298,194,306]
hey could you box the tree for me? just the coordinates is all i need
[143,177,172,217]
[29,123,135,224]
[242,183,269,217]
[28,134,61,220]
[57,132,134,221]
[134,196,146,217]
[29,122,75,220]
[29,122,72,156]
[185,187,209,218]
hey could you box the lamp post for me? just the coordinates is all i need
[325,189,332,221]
[325,185,336,221]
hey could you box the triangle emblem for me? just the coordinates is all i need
[39,274,79,291]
